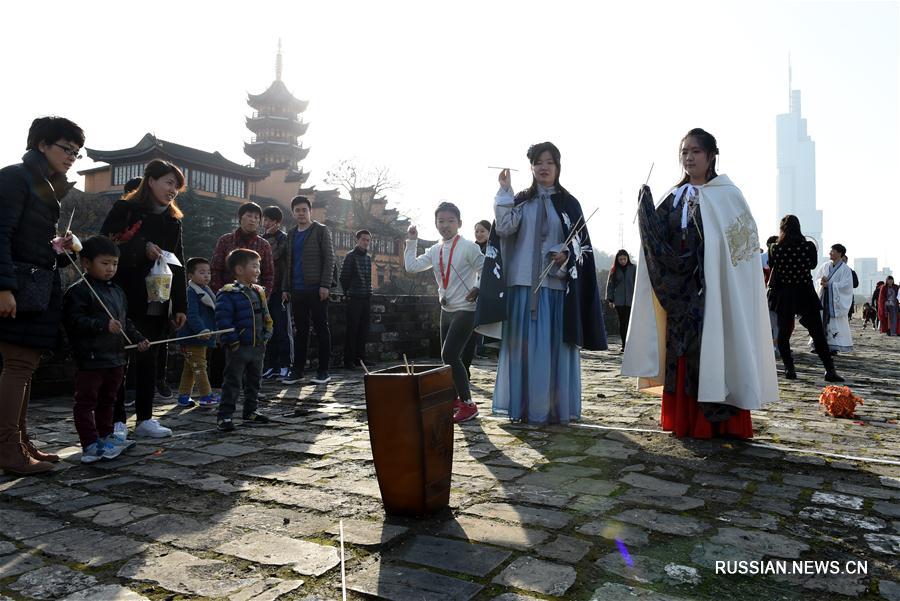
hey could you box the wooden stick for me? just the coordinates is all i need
[64,253,133,345]
[64,202,76,234]
[532,207,599,294]
[632,162,655,224]
[488,166,519,172]
[402,354,412,375]
[360,361,370,375]
[340,520,347,601]
[124,328,235,350]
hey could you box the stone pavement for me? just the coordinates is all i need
[1,326,898,600]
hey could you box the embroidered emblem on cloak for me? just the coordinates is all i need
[725,211,760,267]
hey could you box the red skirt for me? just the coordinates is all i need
[661,357,753,439]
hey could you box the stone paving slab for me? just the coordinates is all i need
[462,502,572,529]
[228,578,305,601]
[613,509,712,536]
[0,509,66,540]
[324,519,408,547]
[0,552,44,578]
[9,565,98,599]
[214,504,333,537]
[492,556,577,596]
[117,547,260,597]
[23,527,148,566]
[394,534,511,577]
[440,516,551,551]
[59,585,151,601]
[346,561,483,601]
[73,502,157,526]
[215,532,340,576]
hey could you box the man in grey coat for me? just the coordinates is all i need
[606,250,636,352]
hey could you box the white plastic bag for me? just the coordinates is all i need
[146,258,173,302]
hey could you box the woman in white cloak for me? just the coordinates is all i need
[621,128,778,439]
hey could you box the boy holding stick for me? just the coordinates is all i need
[63,236,150,463]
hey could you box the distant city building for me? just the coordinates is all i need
[854,257,879,297]
[776,66,823,259]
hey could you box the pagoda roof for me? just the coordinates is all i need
[247,80,308,113]
[246,115,309,136]
[85,133,267,179]
[244,141,310,162]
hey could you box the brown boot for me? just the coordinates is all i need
[0,440,54,476]
[22,434,59,463]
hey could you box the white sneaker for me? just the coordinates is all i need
[278,367,289,378]
[98,437,124,460]
[80,442,104,464]
[112,422,128,443]
[134,419,173,438]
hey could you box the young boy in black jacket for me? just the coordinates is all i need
[63,236,149,463]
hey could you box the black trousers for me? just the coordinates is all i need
[265,295,292,369]
[440,310,476,401]
[615,305,631,349]
[218,345,264,419]
[344,297,371,367]
[291,290,331,375]
[776,305,834,372]
[116,315,169,422]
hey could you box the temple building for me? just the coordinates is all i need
[79,133,268,202]
[77,42,412,291]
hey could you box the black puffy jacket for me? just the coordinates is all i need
[0,150,75,350]
[62,277,145,369]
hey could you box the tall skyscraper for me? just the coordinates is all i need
[776,64,823,258]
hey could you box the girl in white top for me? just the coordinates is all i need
[404,202,484,422]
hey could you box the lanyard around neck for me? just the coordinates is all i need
[438,235,460,290]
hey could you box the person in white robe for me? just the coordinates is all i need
[811,244,854,353]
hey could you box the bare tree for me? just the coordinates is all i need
[324,158,409,232]
[325,159,399,208]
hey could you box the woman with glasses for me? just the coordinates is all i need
[100,160,188,439]
[0,116,84,475]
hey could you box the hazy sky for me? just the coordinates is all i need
[2,1,897,274]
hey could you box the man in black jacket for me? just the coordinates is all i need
[340,230,373,369]
[262,205,291,379]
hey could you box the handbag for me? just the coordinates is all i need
[13,261,55,312]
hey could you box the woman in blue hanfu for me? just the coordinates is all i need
[475,142,607,424]
[622,128,778,439]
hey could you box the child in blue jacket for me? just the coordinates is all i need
[177,257,218,407]
[215,249,273,431]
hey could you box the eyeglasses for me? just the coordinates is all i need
[53,143,83,159]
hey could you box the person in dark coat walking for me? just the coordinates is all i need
[0,116,84,475]
[767,215,843,382]
[606,249,636,352]
[340,229,373,369]
[100,160,188,439]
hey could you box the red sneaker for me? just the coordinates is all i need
[452,398,464,414]
[454,401,479,423]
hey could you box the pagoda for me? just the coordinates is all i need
[245,41,310,184]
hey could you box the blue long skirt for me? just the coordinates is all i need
[492,285,581,424]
